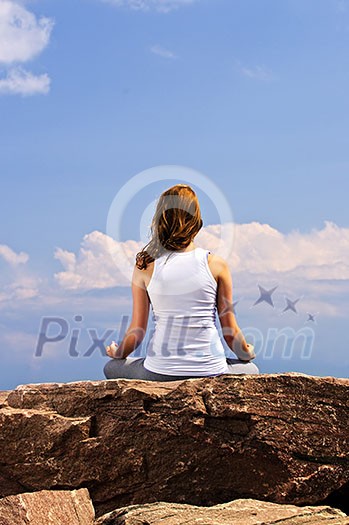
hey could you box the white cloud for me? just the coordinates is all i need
[0,244,29,265]
[53,221,349,293]
[0,243,43,304]
[101,0,196,13]
[235,60,275,81]
[150,44,177,59]
[0,274,41,302]
[0,0,53,96]
[0,1,53,63]
[225,221,349,279]
[0,66,50,95]
[54,231,143,290]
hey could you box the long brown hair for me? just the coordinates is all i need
[136,184,203,270]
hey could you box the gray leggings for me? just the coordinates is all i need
[103,357,260,381]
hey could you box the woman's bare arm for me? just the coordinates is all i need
[215,256,256,361]
[110,265,150,359]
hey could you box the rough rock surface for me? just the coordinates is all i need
[0,391,9,408]
[96,498,349,524]
[0,488,94,524]
[0,491,348,525]
[0,373,348,518]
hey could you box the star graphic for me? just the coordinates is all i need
[306,312,317,323]
[253,285,278,308]
[282,297,301,314]
[220,297,239,316]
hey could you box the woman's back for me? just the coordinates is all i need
[104,183,259,380]
[143,247,230,376]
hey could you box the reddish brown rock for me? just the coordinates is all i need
[0,391,8,408]
[0,373,348,518]
[96,498,349,524]
[0,488,94,524]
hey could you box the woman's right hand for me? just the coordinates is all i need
[105,341,120,359]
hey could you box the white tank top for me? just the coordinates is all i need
[143,247,229,376]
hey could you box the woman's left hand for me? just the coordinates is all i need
[105,341,121,359]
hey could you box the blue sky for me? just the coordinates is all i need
[1,0,349,389]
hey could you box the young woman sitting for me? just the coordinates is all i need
[104,183,259,381]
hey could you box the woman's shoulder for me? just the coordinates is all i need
[133,260,155,289]
[207,251,228,267]
[207,251,229,280]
